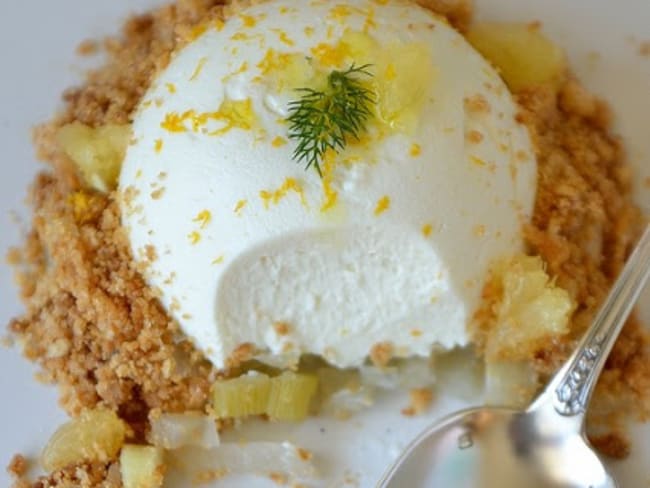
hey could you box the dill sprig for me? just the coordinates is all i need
[286,64,375,176]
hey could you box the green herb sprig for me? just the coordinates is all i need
[286,64,375,176]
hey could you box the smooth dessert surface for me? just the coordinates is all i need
[121,0,536,369]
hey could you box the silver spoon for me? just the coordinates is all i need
[379,225,650,488]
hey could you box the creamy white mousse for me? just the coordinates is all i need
[120,0,537,369]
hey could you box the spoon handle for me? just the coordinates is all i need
[541,225,650,417]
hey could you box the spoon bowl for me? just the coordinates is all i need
[380,406,614,488]
[379,225,650,487]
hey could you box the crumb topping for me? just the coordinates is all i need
[369,342,394,367]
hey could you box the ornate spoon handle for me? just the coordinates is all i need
[542,225,650,417]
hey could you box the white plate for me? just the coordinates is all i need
[1,1,649,486]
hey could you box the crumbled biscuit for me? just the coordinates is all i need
[369,342,394,368]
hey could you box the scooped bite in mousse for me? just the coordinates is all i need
[120,0,537,370]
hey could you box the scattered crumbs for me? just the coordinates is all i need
[639,41,650,57]
[5,247,21,265]
[76,39,99,56]
[227,343,257,368]
[211,255,225,265]
[154,97,164,107]
[181,313,193,320]
[269,472,288,485]
[163,272,176,285]
[135,169,143,179]
[154,138,163,153]
[144,245,158,262]
[273,322,291,335]
[188,231,201,245]
[193,209,212,229]
[464,94,490,113]
[473,224,486,237]
[430,295,439,304]
[304,26,315,37]
[421,223,433,237]
[157,171,168,180]
[190,56,208,81]
[234,199,248,213]
[369,342,394,367]
[401,388,434,416]
[374,195,390,216]
[466,130,484,144]
[165,82,176,94]
[7,453,28,478]
[410,329,423,337]
[296,447,313,461]
[151,187,166,200]
[409,143,421,157]
[272,136,287,147]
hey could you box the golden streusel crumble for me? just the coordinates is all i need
[5,0,649,485]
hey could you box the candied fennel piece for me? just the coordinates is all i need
[41,409,126,471]
[466,22,567,91]
[120,445,165,488]
[57,122,131,192]
[486,255,574,361]
[210,372,271,419]
[173,443,316,482]
[267,371,319,421]
[148,412,219,449]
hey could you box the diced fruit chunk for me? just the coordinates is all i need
[120,445,164,488]
[211,373,272,419]
[466,22,567,91]
[57,122,131,192]
[267,372,318,421]
[41,409,126,471]
[148,412,219,449]
[485,255,574,361]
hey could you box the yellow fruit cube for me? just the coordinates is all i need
[267,371,318,421]
[41,409,126,471]
[120,445,164,488]
[210,373,272,419]
[57,122,131,193]
[466,22,567,91]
